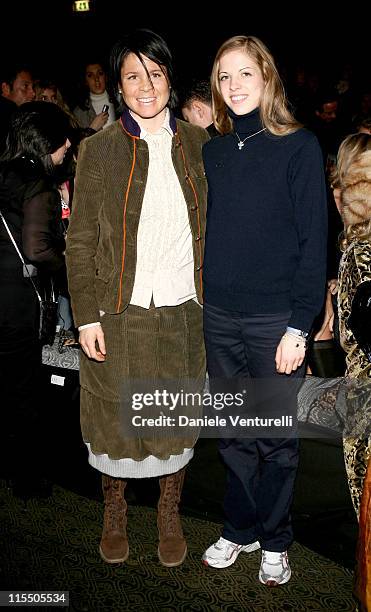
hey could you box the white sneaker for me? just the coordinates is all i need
[202,537,260,568]
[259,550,291,586]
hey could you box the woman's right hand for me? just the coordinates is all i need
[79,326,106,361]
[90,111,109,132]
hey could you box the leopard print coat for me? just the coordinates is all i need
[338,239,371,516]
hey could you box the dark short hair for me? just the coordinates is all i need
[110,29,177,108]
[180,79,212,109]
[0,63,33,87]
[2,101,72,173]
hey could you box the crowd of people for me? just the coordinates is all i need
[0,27,370,606]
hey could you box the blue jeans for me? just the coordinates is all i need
[57,295,73,330]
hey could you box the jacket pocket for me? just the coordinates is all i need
[95,256,115,283]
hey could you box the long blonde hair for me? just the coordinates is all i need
[334,133,371,250]
[211,35,301,136]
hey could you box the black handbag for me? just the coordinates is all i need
[0,210,58,346]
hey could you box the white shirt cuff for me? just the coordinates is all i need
[78,322,101,331]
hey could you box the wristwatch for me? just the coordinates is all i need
[286,326,309,339]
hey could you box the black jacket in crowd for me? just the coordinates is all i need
[0,157,65,329]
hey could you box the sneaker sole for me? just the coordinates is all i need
[202,541,261,569]
[259,568,291,587]
[158,544,187,567]
[99,544,129,564]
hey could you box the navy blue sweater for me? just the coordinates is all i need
[202,107,328,333]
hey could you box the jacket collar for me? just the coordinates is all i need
[120,107,178,138]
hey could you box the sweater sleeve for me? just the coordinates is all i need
[65,137,102,327]
[287,134,328,332]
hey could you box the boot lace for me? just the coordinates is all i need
[159,478,182,537]
[104,480,126,532]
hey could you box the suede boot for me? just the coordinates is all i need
[99,475,129,564]
[157,468,187,567]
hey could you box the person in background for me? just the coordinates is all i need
[66,29,208,568]
[35,78,81,332]
[181,79,218,137]
[35,76,105,145]
[0,64,35,153]
[34,79,60,105]
[308,89,346,290]
[0,102,71,499]
[73,60,118,132]
[201,35,327,586]
[309,117,371,374]
[287,64,320,125]
[308,88,345,175]
[355,115,371,135]
[35,75,105,335]
[331,132,371,611]
[34,78,79,126]
[352,88,371,134]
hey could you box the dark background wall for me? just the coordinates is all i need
[1,1,369,108]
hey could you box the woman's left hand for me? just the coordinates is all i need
[314,287,335,340]
[275,333,306,374]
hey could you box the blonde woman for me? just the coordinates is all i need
[333,133,371,515]
[332,132,371,610]
[201,36,328,585]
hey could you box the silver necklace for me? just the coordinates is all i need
[235,127,266,150]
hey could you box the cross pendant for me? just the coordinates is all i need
[238,141,244,150]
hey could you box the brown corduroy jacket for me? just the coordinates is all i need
[66,112,209,327]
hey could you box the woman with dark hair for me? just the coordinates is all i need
[0,101,71,498]
[73,60,119,133]
[201,36,328,586]
[66,29,208,567]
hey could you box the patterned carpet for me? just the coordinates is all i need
[0,480,356,611]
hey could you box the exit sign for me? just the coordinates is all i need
[74,0,90,11]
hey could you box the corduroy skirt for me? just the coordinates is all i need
[79,300,205,462]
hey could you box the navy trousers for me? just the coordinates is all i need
[204,303,305,552]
